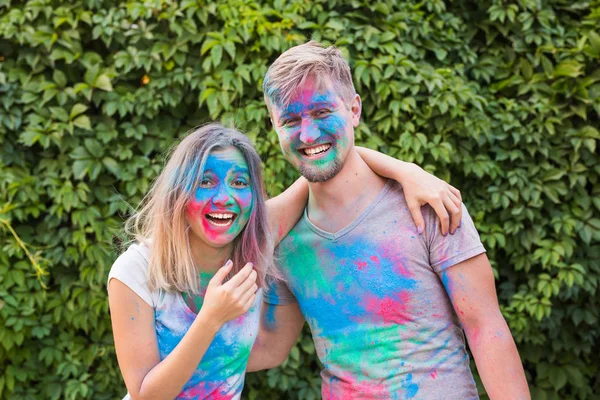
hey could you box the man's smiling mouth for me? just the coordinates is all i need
[205,212,237,227]
[299,143,332,157]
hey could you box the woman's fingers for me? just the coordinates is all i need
[406,198,426,235]
[235,270,257,295]
[442,193,462,234]
[430,197,450,236]
[242,293,257,313]
[449,185,462,203]
[223,262,253,289]
[239,283,258,308]
[209,260,233,286]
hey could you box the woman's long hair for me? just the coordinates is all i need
[126,123,273,293]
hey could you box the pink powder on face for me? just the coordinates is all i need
[186,200,218,241]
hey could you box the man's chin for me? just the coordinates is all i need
[299,159,343,183]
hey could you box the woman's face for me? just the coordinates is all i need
[186,146,254,248]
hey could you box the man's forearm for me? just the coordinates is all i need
[246,332,286,372]
[466,316,530,400]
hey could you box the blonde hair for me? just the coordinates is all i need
[263,40,357,109]
[125,123,274,293]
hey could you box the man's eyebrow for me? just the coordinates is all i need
[310,101,337,108]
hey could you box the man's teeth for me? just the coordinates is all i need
[207,213,234,219]
[304,144,331,156]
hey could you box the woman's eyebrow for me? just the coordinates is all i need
[230,167,249,175]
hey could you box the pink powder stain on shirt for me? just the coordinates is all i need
[179,383,234,400]
[362,291,412,325]
[323,370,391,400]
[430,369,438,379]
[377,240,414,278]
[356,261,368,270]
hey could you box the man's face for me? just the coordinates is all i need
[270,76,361,182]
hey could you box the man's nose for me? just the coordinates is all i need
[299,120,321,144]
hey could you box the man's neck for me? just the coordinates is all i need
[306,148,387,233]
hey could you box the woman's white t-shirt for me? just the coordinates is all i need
[108,243,262,400]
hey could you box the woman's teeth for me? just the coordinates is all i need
[206,213,235,226]
[303,144,331,156]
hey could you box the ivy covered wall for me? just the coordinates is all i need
[0,0,599,399]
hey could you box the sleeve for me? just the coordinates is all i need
[425,203,487,274]
[263,275,298,306]
[107,243,157,308]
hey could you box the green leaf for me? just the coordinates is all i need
[553,60,583,78]
[588,31,600,55]
[73,115,91,130]
[70,104,88,120]
[53,70,67,87]
[102,157,120,176]
[93,74,113,91]
[73,160,91,179]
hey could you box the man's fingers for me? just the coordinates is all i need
[443,194,462,234]
[209,260,233,286]
[407,199,426,235]
[223,262,254,289]
[431,199,450,236]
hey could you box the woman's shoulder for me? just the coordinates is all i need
[111,241,151,273]
[108,241,157,307]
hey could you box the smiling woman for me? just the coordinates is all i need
[106,123,310,400]
[186,148,255,250]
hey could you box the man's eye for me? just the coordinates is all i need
[282,117,300,127]
[316,109,331,117]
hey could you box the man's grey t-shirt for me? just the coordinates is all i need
[264,180,486,399]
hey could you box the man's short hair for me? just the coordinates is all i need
[263,41,357,109]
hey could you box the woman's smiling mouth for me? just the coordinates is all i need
[205,212,237,227]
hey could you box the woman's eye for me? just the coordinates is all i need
[200,179,213,187]
[316,109,331,117]
[232,180,248,188]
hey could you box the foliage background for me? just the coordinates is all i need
[1,0,599,399]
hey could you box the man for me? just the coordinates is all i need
[248,41,530,399]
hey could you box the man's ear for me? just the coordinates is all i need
[351,94,362,127]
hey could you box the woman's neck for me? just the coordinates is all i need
[188,236,233,273]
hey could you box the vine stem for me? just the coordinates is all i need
[0,217,48,289]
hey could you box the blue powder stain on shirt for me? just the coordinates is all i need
[403,373,419,398]
[264,303,277,330]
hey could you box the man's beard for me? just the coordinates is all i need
[299,157,344,183]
